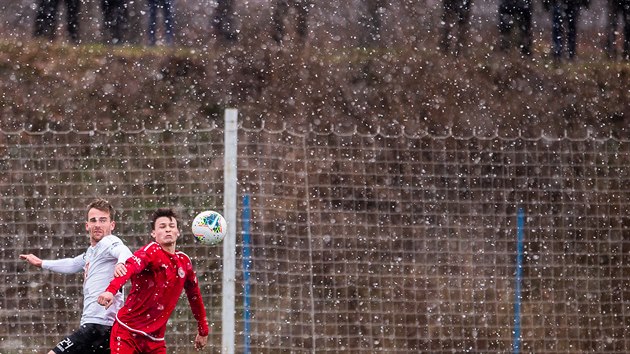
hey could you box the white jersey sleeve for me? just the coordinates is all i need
[42,254,85,274]
[107,235,133,264]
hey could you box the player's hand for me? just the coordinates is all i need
[194,334,208,351]
[19,254,43,268]
[114,263,127,277]
[97,291,115,309]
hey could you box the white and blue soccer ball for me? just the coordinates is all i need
[192,210,227,246]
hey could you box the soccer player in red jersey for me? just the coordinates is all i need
[97,208,209,353]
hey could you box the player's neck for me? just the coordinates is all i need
[160,243,176,254]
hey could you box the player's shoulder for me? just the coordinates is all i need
[175,250,193,264]
[175,251,196,272]
[132,242,161,262]
[92,235,120,252]
[102,234,124,246]
[141,241,161,253]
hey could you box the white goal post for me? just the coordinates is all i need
[222,108,238,354]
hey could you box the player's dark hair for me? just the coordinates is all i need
[87,198,115,221]
[151,208,179,230]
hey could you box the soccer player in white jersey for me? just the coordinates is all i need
[19,198,133,354]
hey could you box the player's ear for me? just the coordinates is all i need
[110,220,116,231]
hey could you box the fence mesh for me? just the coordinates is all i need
[1,123,629,353]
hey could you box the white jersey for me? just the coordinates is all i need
[42,235,132,326]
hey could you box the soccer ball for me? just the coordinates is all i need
[192,210,227,245]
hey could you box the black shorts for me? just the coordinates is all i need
[52,323,111,354]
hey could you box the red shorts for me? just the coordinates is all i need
[110,321,166,354]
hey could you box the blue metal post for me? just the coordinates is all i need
[513,208,524,354]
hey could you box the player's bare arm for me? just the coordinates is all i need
[19,254,43,268]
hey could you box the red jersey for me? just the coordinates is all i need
[106,242,209,341]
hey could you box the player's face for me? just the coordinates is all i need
[86,208,115,246]
[152,216,180,247]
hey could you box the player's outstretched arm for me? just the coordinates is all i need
[31,253,85,274]
[194,334,208,351]
[19,254,43,268]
